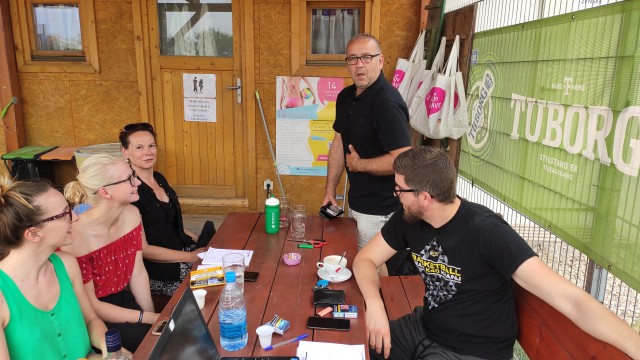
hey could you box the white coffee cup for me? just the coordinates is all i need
[193,289,207,309]
[256,325,275,348]
[316,255,347,279]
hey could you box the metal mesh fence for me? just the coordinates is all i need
[457,175,640,330]
[443,0,624,32]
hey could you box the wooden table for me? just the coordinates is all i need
[134,212,367,359]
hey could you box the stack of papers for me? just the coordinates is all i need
[196,247,254,268]
[297,341,365,360]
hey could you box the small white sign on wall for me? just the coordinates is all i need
[183,73,216,122]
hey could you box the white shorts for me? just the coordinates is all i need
[349,208,394,250]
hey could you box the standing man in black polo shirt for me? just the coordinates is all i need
[322,33,411,275]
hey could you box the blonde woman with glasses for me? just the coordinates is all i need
[63,154,159,352]
[0,178,107,359]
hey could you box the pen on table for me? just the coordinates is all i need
[264,333,309,351]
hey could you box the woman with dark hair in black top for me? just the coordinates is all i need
[119,123,214,296]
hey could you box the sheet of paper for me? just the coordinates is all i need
[296,341,365,360]
[196,264,219,270]
[198,247,253,266]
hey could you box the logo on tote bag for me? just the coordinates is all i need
[392,70,405,88]
[425,88,459,116]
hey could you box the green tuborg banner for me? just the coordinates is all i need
[460,1,640,291]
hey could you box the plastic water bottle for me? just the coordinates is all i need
[219,271,248,351]
[104,329,133,359]
[265,195,280,234]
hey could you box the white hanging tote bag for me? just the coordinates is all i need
[409,35,468,139]
[408,36,446,128]
[391,30,427,103]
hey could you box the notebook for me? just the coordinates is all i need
[149,289,298,360]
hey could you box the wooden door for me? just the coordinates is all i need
[144,0,248,208]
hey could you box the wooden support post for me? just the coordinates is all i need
[0,0,24,152]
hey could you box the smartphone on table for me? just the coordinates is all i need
[307,316,350,331]
[245,271,259,282]
[152,319,168,335]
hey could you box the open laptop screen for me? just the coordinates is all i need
[149,289,217,360]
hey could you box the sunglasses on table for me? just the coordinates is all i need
[30,202,73,227]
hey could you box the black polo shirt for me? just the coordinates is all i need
[133,172,192,282]
[333,72,410,215]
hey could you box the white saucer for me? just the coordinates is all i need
[317,268,352,283]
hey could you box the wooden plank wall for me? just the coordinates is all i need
[3,0,424,211]
[2,0,140,183]
[254,0,423,209]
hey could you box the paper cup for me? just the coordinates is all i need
[193,289,207,309]
[256,324,275,348]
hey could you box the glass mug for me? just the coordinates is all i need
[278,196,290,228]
[290,205,306,239]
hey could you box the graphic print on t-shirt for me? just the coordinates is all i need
[413,237,461,309]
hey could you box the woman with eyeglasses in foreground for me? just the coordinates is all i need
[0,178,108,359]
[63,154,159,352]
[119,122,211,297]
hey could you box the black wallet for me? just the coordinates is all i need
[313,288,346,307]
[319,204,344,221]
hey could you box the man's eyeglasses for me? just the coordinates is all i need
[345,54,381,65]
[30,202,73,227]
[102,171,137,188]
[120,123,154,134]
[394,186,417,198]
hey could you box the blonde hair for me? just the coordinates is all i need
[64,154,128,206]
[0,177,52,258]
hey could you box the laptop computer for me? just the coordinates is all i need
[149,289,299,360]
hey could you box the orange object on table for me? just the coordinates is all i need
[39,146,77,161]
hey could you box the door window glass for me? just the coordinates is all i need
[158,0,233,57]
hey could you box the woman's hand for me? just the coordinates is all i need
[142,311,160,325]
[190,247,206,262]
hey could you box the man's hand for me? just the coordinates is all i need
[322,193,339,207]
[346,145,363,172]
[366,303,392,358]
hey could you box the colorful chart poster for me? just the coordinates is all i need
[183,73,216,122]
[275,76,344,176]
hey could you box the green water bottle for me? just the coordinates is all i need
[265,195,280,233]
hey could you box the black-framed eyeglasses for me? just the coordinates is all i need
[102,171,137,188]
[120,123,154,134]
[394,185,418,198]
[30,202,73,227]
[345,54,381,65]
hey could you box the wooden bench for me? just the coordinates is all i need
[379,276,631,359]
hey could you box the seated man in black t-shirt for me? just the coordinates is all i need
[352,146,640,360]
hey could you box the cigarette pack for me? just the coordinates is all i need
[189,266,225,289]
[265,314,290,335]
[332,305,358,319]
